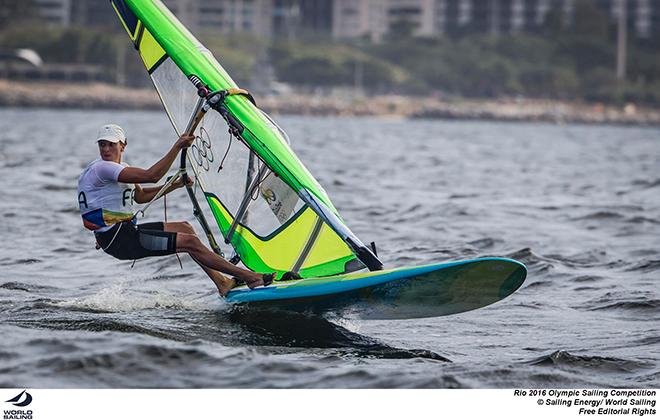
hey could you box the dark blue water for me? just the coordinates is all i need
[1,108,658,387]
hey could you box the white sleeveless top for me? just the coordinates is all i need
[77,159,135,232]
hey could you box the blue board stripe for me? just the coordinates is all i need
[226,258,525,304]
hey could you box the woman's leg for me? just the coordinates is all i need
[163,222,235,296]
[164,222,264,293]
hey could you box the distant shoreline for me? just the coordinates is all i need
[2,80,660,126]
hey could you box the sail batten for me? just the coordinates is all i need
[111,0,382,276]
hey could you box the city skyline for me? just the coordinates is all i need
[24,0,660,41]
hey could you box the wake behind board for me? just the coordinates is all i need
[225,258,526,319]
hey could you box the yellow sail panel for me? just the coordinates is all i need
[111,1,165,72]
[299,223,354,269]
[139,28,167,72]
[207,196,357,277]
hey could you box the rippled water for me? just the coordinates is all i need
[1,108,658,388]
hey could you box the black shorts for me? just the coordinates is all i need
[95,221,177,261]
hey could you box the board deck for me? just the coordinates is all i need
[225,258,526,319]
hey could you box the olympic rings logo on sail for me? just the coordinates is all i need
[261,188,277,205]
[191,127,214,171]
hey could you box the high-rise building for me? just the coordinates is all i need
[447,0,570,35]
[192,0,272,36]
[633,0,651,38]
[332,0,442,41]
[609,0,654,39]
[31,0,273,37]
[273,0,333,35]
[522,0,545,31]
[333,0,381,40]
[33,0,72,26]
[331,0,539,40]
[651,0,660,40]
[406,0,656,39]
[387,0,435,36]
[300,0,334,32]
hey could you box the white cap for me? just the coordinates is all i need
[96,124,126,144]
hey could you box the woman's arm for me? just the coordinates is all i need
[118,134,194,184]
[133,177,192,204]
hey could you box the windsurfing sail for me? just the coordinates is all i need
[110,0,383,277]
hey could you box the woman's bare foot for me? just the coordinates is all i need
[215,274,237,297]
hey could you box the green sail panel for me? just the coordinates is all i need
[111,0,363,276]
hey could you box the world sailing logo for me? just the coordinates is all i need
[4,390,33,420]
[5,391,31,408]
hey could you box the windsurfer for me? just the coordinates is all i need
[77,124,272,296]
